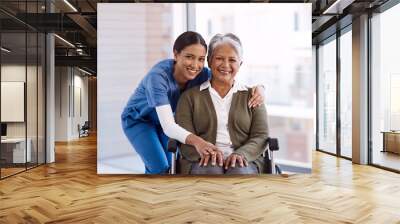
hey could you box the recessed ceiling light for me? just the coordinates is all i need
[323,0,355,15]
[1,47,11,53]
[78,67,93,76]
[54,34,75,48]
[63,0,78,12]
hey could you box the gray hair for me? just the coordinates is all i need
[207,33,243,65]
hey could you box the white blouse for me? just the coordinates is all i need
[200,80,248,158]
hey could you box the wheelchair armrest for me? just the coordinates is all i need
[167,139,179,153]
[264,137,281,174]
[267,137,279,151]
[168,139,181,174]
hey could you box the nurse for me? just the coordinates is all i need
[121,31,264,174]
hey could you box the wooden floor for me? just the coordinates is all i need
[1,167,26,178]
[1,163,45,178]
[1,135,400,223]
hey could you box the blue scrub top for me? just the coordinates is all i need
[122,59,210,128]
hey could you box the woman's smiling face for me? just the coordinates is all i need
[210,43,241,86]
[174,43,206,83]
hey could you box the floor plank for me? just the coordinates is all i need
[0,134,399,223]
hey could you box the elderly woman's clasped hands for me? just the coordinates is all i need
[198,148,248,169]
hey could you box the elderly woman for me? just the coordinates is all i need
[175,33,269,174]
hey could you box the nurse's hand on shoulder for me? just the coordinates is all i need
[248,85,265,108]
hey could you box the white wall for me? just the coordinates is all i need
[55,67,89,141]
[72,73,89,138]
[55,67,69,141]
[1,65,26,140]
[1,65,35,137]
[1,63,46,164]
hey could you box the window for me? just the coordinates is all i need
[340,29,352,158]
[0,1,47,179]
[317,37,337,155]
[371,3,400,171]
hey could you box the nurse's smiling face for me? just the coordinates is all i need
[173,43,206,86]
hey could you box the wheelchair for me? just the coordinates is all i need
[167,137,282,175]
